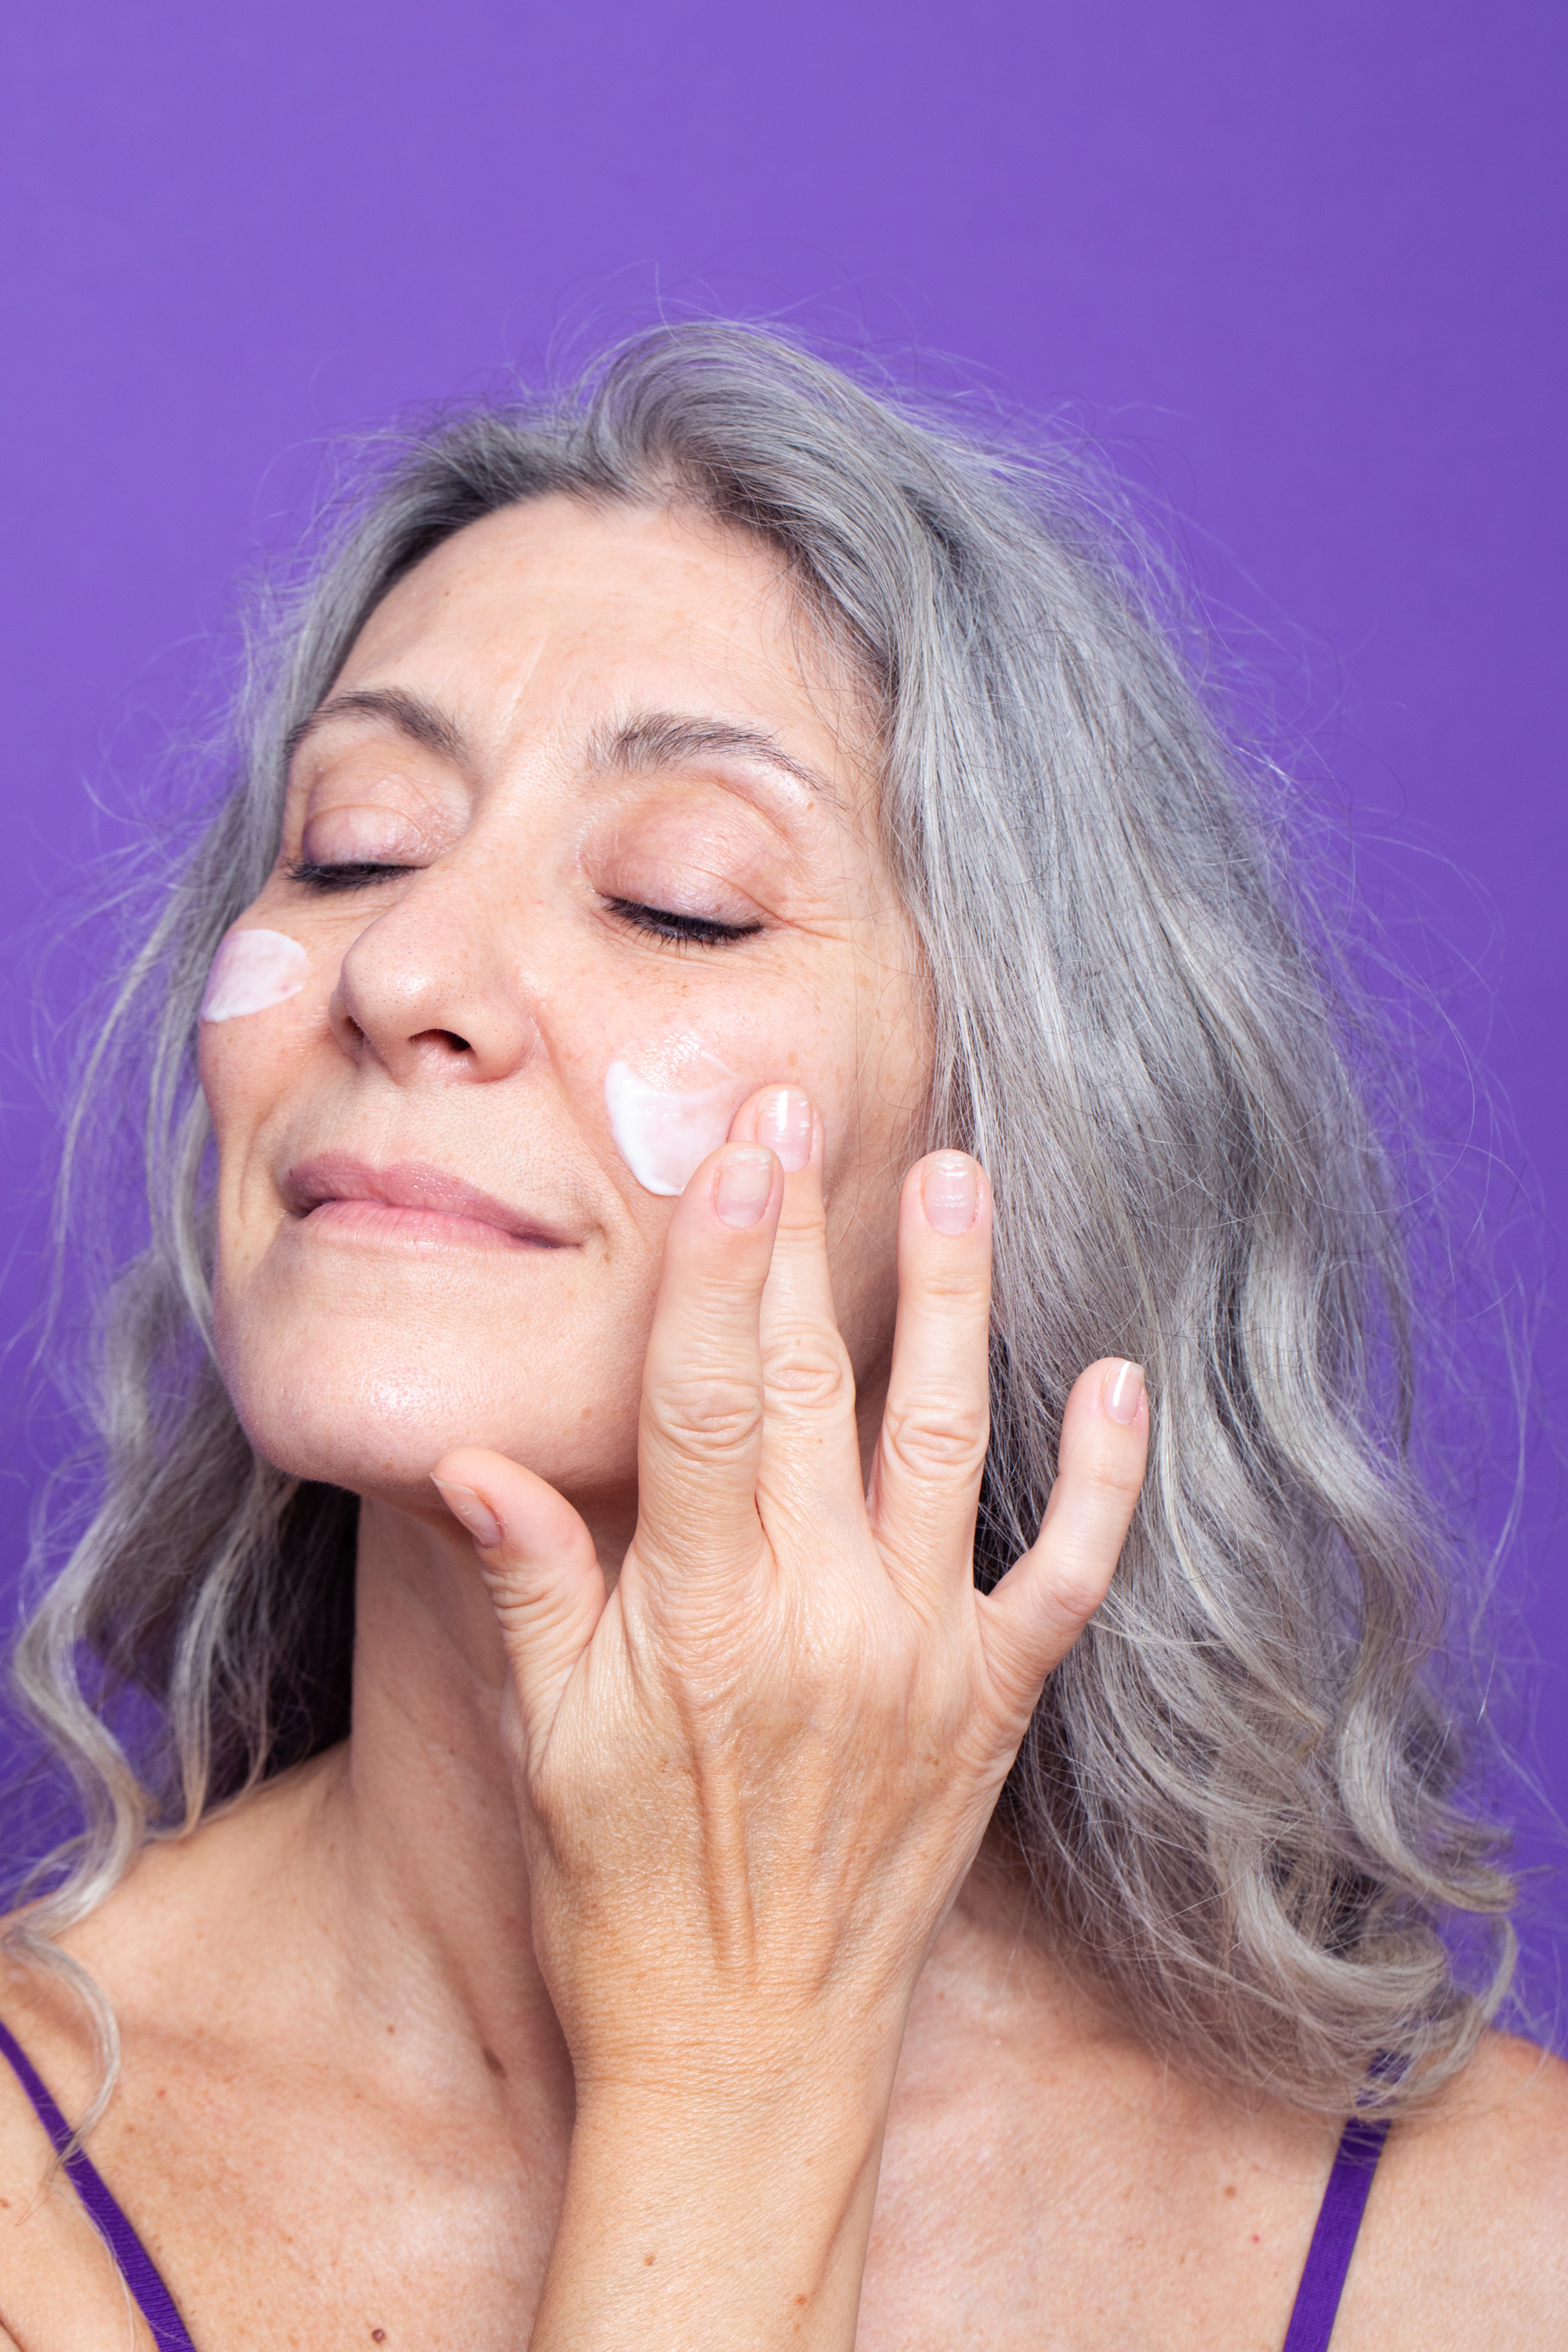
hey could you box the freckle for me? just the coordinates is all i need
[387,2023,395,2033]
[644,2251,656,2266]
[787,1051,798,1067]
[794,2292,808,2306]
[580,1406,593,1420]
[1224,2183,1236,2198]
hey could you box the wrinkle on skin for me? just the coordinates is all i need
[202,495,924,1555]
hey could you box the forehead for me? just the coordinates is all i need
[334,494,867,780]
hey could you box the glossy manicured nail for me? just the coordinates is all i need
[1102,1361,1146,1425]
[716,1146,775,1229]
[754,1086,815,1174]
[431,1477,503,1548]
[922,1153,978,1236]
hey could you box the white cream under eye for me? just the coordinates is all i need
[604,1039,743,1196]
[200,929,309,1022]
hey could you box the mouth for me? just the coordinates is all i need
[281,1154,579,1254]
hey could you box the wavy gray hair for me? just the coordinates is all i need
[10,321,1513,2121]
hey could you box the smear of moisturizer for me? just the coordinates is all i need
[604,1039,743,1196]
[199,928,310,1022]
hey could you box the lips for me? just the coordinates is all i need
[281,1154,577,1250]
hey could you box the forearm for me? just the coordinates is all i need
[529,2073,891,2352]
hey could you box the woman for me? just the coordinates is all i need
[0,324,1560,2348]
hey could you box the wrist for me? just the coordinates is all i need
[530,2069,893,2351]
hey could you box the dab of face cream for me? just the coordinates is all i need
[200,929,309,1022]
[604,1048,740,1196]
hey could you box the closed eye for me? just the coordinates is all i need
[605,897,764,947]
[287,859,416,893]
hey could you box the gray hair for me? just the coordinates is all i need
[10,321,1514,2122]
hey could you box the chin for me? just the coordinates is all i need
[217,1295,642,1508]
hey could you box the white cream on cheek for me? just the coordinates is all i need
[200,929,309,1022]
[604,1038,744,1196]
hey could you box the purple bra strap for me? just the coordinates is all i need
[1281,2111,1391,2351]
[0,2003,1389,2352]
[0,2015,198,2351]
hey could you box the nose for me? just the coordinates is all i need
[328,860,543,1086]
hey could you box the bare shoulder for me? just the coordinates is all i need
[0,1950,159,2348]
[0,1780,332,2348]
[1381,2029,1568,2223]
[1340,2031,1568,2349]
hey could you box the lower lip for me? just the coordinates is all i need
[299,1200,554,1252]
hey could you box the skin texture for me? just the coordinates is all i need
[0,497,1563,2350]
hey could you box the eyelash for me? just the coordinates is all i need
[286,863,760,949]
[604,897,763,948]
[287,859,413,893]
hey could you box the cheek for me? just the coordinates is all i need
[200,927,309,1020]
[575,933,901,1205]
[198,927,316,1134]
[198,965,334,1172]
[591,1007,831,1200]
[603,1042,745,1196]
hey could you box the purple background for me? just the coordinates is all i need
[2,5,1564,2002]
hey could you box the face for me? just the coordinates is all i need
[201,495,929,1537]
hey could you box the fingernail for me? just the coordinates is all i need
[431,1476,503,1548]
[715,1146,775,1229]
[754,1086,814,1174]
[922,1153,978,1236]
[1102,1362,1146,1425]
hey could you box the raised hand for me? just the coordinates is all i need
[431,1087,1147,2350]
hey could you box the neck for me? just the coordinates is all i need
[274,1484,1072,2120]
[310,1492,586,2094]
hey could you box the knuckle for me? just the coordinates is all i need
[880,1393,990,1486]
[763,1327,855,1416]
[1044,1548,1115,1632]
[911,1253,989,1307]
[644,1374,762,1467]
[1075,1444,1145,1508]
[775,1198,830,1246]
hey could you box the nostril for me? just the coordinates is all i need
[412,1028,472,1055]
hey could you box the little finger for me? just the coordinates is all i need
[977,1358,1148,1724]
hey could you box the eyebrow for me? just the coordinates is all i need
[589,710,834,804]
[283,688,833,805]
[282,686,466,771]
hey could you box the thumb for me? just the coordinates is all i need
[431,1447,608,1755]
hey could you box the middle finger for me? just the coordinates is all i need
[732,1087,867,1539]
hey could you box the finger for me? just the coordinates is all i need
[432,1447,607,1754]
[976,1358,1149,1722]
[632,1140,783,1592]
[867,1153,993,1595]
[729,1087,865,1534]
